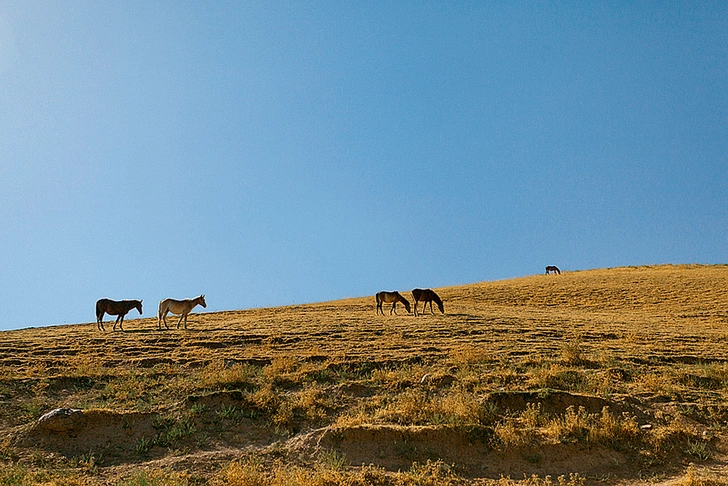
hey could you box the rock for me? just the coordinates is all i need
[36,408,86,433]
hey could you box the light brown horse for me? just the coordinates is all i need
[375,291,411,315]
[545,265,561,275]
[158,294,206,330]
[411,288,444,316]
[95,298,142,331]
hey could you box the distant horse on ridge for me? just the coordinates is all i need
[545,266,561,275]
[95,298,142,332]
[158,295,206,330]
[375,291,411,315]
[412,288,444,316]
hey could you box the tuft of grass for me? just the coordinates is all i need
[560,338,585,366]
[673,464,728,486]
[116,469,189,486]
[196,361,260,391]
[685,439,713,461]
[542,405,641,449]
[134,436,153,456]
[318,449,349,471]
[494,417,534,449]
[210,458,463,486]
[495,473,586,485]
[264,356,299,382]
[369,387,491,427]
[151,414,197,449]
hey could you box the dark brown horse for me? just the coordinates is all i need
[375,291,411,315]
[545,265,561,275]
[95,298,142,331]
[412,288,444,316]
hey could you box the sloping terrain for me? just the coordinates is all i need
[0,264,727,485]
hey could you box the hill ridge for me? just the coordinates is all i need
[0,263,727,484]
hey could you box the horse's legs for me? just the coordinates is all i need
[160,310,170,329]
[390,302,397,315]
[414,301,418,317]
[118,314,125,331]
[97,313,105,331]
[176,312,185,329]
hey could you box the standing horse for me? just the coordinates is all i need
[545,266,561,275]
[158,295,206,329]
[375,291,411,315]
[95,298,142,332]
[412,288,444,316]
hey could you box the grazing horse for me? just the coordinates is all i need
[375,291,411,315]
[545,265,561,275]
[412,288,444,316]
[158,295,206,330]
[95,299,142,332]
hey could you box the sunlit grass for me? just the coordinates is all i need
[0,265,724,483]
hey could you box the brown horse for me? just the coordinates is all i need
[95,298,142,331]
[158,294,206,329]
[412,288,444,316]
[375,291,411,315]
[545,265,561,275]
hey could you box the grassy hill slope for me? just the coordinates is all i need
[0,264,727,485]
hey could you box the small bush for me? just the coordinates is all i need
[541,405,640,449]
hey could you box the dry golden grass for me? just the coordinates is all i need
[0,264,726,485]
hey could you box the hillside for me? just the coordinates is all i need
[1,264,727,485]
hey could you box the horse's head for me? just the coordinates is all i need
[436,300,444,314]
[402,298,411,314]
[136,300,143,314]
[199,295,207,308]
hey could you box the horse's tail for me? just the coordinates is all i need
[95,299,104,321]
[157,299,167,324]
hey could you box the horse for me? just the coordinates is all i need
[375,291,411,315]
[545,265,561,275]
[158,294,206,330]
[411,288,444,316]
[95,298,142,331]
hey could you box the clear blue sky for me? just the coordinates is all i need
[0,2,726,330]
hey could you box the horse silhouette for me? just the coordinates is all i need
[545,266,561,275]
[412,288,444,316]
[158,295,206,330]
[375,291,411,315]
[95,298,142,332]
